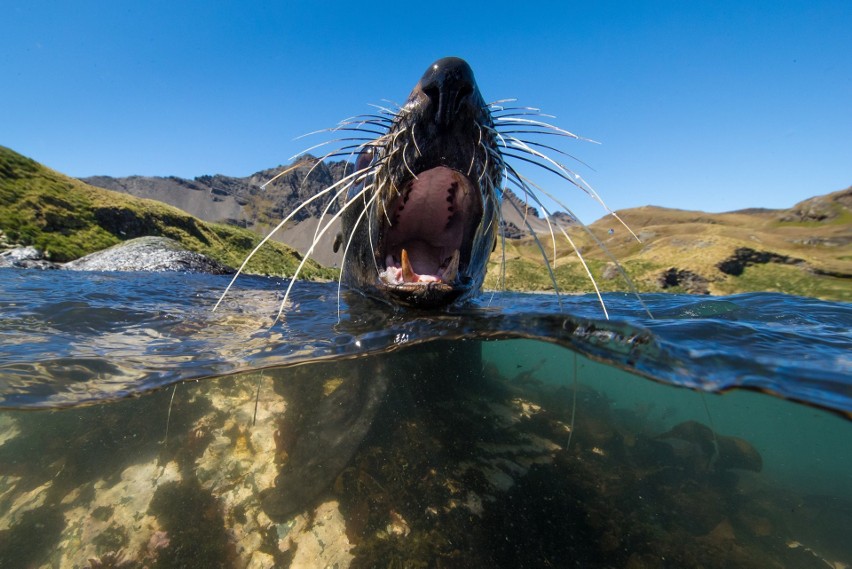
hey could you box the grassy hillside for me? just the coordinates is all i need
[0,146,335,279]
[485,189,852,302]
[4,145,848,301]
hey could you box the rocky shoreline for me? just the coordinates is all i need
[0,236,234,274]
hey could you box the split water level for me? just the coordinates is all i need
[0,269,850,568]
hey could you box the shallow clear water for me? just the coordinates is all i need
[0,268,850,568]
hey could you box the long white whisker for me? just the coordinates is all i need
[402,142,419,180]
[411,123,423,158]
[501,194,563,311]
[275,183,376,325]
[309,171,366,254]
[336,189,379,321]
[334,114,393,125]
[294,125,387,142]
[517,173,653,318]
[486,98,519,109]
[508,180,608,319]
[306,141,383,244]
[494,116,582,140]
[491,111,556,120]
[259,163,301,191]
[504,138,596,171]
[289,139,378,161]
[503,136,641,243]
[213,164,375,312]
[493,129,591,142]
[487,147,558,267]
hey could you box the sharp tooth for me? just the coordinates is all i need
[442,249,460,282]
[401,249,418,283]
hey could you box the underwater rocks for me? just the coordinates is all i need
[0,346,850,568]
[0,236,233,273]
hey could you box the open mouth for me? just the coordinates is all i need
[377,166,482,289]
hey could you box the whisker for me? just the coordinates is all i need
[494,117,583,140]
[497,189,507,293]
[501,193,563,311]
[275,181,377,324]
[309,171,359,249]
[488,103,542,112]
[504,169,609,319]
[411,123,423,158]
[332,119,393,131]
[370,101,404,118]
[402,142,419,180]
[259,163,302,191]
[476,123,492,185]
[335,113,393,124]
[336,189,379,321]
[213,164,375,312]
[490,111,556,120]
[516,173,653,318]
[467,122,481,177]
[290,139,377,161]
[502,136,641,243]
[486,98,519,110]
[494,154,558,267]
[493,128,593,141]
[500,150,588,191]
[501,137,596,171]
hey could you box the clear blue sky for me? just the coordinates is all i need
[2,1,850,224]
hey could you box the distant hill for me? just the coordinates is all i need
[0,146,334,279]
[485,187,852,302]
[7,145,849,301]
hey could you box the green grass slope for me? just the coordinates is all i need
[485,188,852,302]
[0,146,335,279]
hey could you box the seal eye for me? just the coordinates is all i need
[355,147,374,173]
[348,147,376,201]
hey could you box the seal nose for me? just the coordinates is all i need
[419,57,478,127]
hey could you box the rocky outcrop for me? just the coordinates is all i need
[1,237,233,274]
[81,157,354,228]
[0,246,59,270]
[717,247,805,276]
[779,187,852,222]
[657,267,710,294]
[64,237,233,273]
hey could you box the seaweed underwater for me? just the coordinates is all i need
[1,334,850,568]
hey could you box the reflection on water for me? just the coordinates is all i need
[1,340,849,568]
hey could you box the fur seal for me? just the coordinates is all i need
[335,57,502,308]
[219,56,637,318]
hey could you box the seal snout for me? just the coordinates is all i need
[418,57,480,127]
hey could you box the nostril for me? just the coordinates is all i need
[454,84,474,114]
[423,85,440,104]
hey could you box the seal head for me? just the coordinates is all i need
[340,57,502,308]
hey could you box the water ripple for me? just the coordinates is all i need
[0,269,850,414]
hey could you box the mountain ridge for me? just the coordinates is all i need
[0,146,335,279]
[3,145,848,301]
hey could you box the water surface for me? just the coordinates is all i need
[0,269,850,568]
